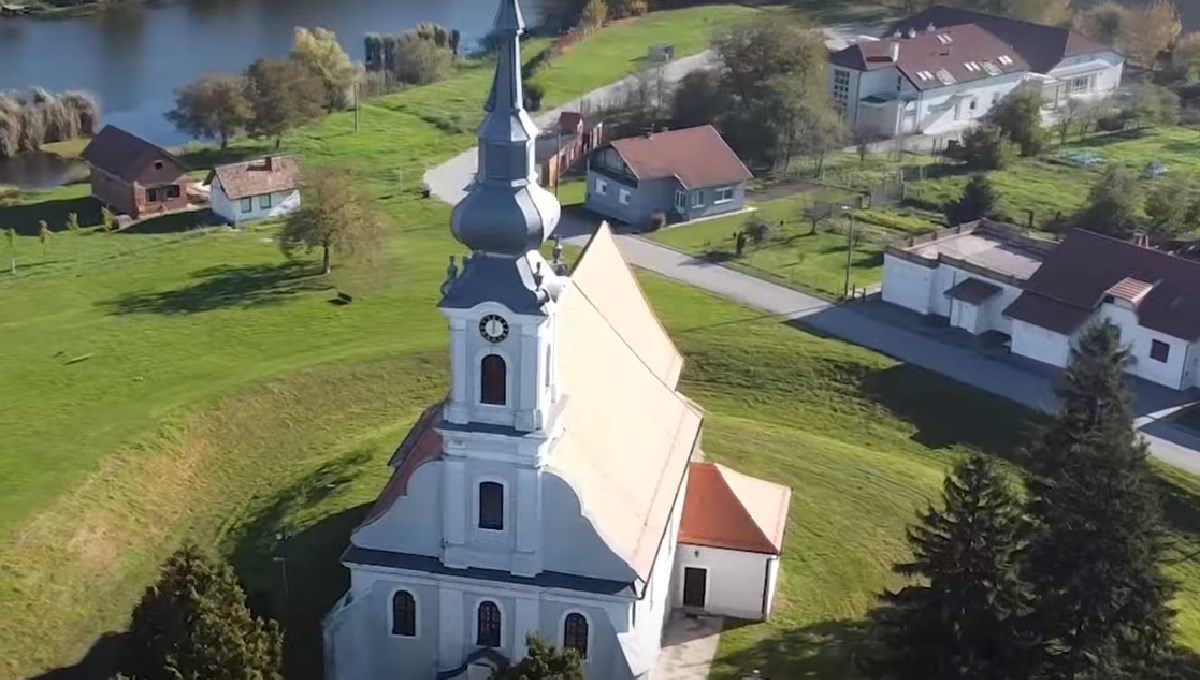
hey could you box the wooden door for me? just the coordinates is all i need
[682,567,707,609]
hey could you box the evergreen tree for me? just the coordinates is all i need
[1079,166,1141,238]
[858,453,1032,680]
[946,174,999,225]
[1021,321,1175,678]
[121,544,283,680]
[493,634,584,680]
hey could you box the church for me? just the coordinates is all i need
[321,1,792,677]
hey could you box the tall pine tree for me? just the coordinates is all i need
[859,453,1032,680]
[1021,321,1175,678]
[121,544,284,680]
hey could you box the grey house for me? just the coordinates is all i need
[584,125,752,227]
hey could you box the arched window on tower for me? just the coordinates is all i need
[390,590,416,637]
[476,600,502,647]
[480,354,507,405]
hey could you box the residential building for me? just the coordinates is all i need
[80,125,189,218]
[321,2,792,678]
[208,155,302,225]
[584,125,752,227]
[1005,230,1200,390]
[829,6,1123,138]
[535,112,604,189]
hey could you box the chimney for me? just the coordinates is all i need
[907,27,917,38]
[890,42,900,62]
[926,22,936,33]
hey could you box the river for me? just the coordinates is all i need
[0,0,541,186]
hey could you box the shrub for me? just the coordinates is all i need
[523,80,546,111]
[954,125,1017,171]
[648,211,667,231]
[607,0,649,19]
[581,0,608,28]
[1096,112,1130,131]
[744,214,772,244]
[393,35,455,85]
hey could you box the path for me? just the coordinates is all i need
[655,613,723,680]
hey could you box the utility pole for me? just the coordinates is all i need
[842,205,855,300]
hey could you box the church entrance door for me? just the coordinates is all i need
[682,567,707,609]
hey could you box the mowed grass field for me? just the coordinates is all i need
[4,8,1200,680]
[904,126,1200,227]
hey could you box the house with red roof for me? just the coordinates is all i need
[584,125,752,228]
[829,6,1123,138]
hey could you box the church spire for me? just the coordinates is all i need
[449,0,560,256]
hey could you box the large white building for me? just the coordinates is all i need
[883,222,1200,391]
[829,6,1124,138]
[321,1,792,678]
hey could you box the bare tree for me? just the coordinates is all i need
[277,169,383,274]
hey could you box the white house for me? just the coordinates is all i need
[830,6,1124,138]
[321,2,792,678]
[208,155,301,225]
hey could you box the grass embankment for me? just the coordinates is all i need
[904,126,1200,227]
[4,7,1200,680]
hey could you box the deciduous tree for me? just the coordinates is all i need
[606,0,647,19]
[859,453,1032,680]
[1079,166,1140,237]
[987,86,1046,157]
[277,168,383,274]
[580,0,608,28]
[1171,32,1200,80]
[954,124,1016,170]
[290,27,361,110]
[393,35,455,85]
[1076,2,1130,47]
[669,69,725,128]
[493,634,584,680]
[121,544,283,680]
[245,58,326,148]
[37,219,49,258]
[711,14,822,106]
[1020,322,1176,678]
[165,73,253,150]
[1127,0,1183,68]
[1143,177,1191,241]
[946,174,998,225]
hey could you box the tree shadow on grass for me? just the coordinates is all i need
[710,619,866,680]
[27,631,129,680]
[122,208,217,234]
[227,449,378,680]
[103,261,329,315]
[0,195,103,235]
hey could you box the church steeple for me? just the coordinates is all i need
[449,0,560,256]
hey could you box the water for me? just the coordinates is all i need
[0,0,541,186]
[0,151,85,188]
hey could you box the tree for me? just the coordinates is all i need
[64,211,79,233]
[712,14,823,106]
[946,174,998,226]
[858,454,1032,680]
[1127,0,1183,68]
[100,206,116,232]
[290,27,361,110]
[121,544,283,680]
[580,0,607,28]
[1171,32,1200,80]
[954,124,1016,170]
[1143,177,1191,241]
[37,219,49,258]
[393,35,455,85]
[277,168,383,274]
[493,634,583,680]
[1131,84,1181,127]
[760,72,843,172]
[1020,322,1176,678]
[165,73,253,150]
[606,0,647,19]
[987,86,1046,157]
[245,58,325,148]
[1079,166,1141,237]
[669,69,725,128]
[1077,2,1130,47]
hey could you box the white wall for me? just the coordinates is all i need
[915,71,1028,135]
[1011,319,1072,368]
[674,545,771,620]
[882,254,934,314]
[1094,303,1188,390]
[884,254,1024,335]
[211,178,301,225]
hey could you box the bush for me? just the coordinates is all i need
[607,0,649,18]
[393,35,455,85]
[1096,112,1129,131]
[744,214,772,244]
[953,125,1017,171]
[854,208,940,233]
[648,211,667,231]
[524,80,546,111]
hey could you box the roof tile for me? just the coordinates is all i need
[81,125,186,183]
[679,461,790,554]
[213,155,302,201]
[609,125,752,190]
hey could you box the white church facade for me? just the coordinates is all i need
[321,1,792,677]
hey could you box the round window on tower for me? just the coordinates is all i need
[479,315,509,343]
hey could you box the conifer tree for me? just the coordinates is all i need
[121,544,283,680]
[858,453,1031,680]
[493,634,583,680]
[1021,321,1175,678]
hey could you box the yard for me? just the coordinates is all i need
[5,8,1200,680]
[903,126,1200,228]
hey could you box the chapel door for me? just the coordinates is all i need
[682,567,707,609]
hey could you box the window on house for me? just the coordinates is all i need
[478,481,504,530]
[714,187,735,204]
[259,193,272,209]
[1151,339,1170,363]
[153,160,163,170]
[1070,75,1091,93]
[241,198,253,213]
[165,185,181,200]
[594,177,608,195]
[391,590,417,637]
[146,187,161,202]
[618,188,631,205]
[674,190,686,211]
[832,68,851,114]
[692,190,704,208]
[480,354,506,406]
[476,601,502,647]
[563,613,589,659]
[969,99,977,111]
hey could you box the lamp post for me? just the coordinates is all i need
[841,205,855,300]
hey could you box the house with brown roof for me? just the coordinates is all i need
[208,155,302,226]
[1003,229,1200,390]
[830,6,1123,138]
[534,111,604,189]
[584,125,752,227]
[323,5,791,678]
[80,125,190,218]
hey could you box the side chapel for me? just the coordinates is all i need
[322,1,792,676]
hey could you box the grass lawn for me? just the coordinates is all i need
[4,8,1200,680]
[904,126,1200,228]
[647,193,921,297]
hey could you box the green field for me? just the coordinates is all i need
[4,8,1200,679]
[904,126,1200,228]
